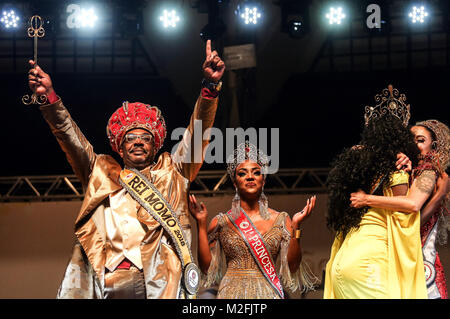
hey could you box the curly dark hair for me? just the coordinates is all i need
[326,113,420,236]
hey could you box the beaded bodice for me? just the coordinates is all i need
[216,213,286,270]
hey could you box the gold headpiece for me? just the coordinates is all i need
[226,142,269,181]
[364,84,411,127]
[416,119,450,171]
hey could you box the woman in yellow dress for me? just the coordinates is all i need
[350,119,450,299]
[324,85,427,299]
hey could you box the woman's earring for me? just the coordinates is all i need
[432,140,438,150]
[231,186,240,219]
[259,187,270,220]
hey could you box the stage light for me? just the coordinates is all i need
[78,8,98,28]
[240,6,261,25]
[159,9,180,28]
[325,6,346,25]
[235,2,263,26]
[66,4,99,29]
[1,9,20,29]
[408,5,428,24]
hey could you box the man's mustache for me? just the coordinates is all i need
[130,147,147,154]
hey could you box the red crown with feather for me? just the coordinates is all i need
[106,101,167,154]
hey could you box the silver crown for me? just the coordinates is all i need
[364,84,411,127]
[226,142,269,180]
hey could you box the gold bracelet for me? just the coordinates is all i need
[294,229,302,239]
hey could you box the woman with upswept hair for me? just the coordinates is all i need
[350,119,450,299]
[323,85,427,298]
[188,142,318,299]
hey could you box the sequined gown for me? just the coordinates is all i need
[415,156,449,299]
[421,210,448,299]
[204,212,311,299]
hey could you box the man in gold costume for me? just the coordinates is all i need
[27,40,225,299]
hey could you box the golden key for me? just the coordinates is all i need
[22,15,47,105]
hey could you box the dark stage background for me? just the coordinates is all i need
[1,68,449,176]
[0,0,449,175]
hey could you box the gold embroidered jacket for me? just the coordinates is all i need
[39,95,218,298]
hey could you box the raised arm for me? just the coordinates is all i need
[420,172,449,224]
[28,60,96,187]
[172,40,225,181]
[350,170,437,213]
[287,196,316,272]
[188,194,216,273]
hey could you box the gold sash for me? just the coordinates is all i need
[119,168,199,298]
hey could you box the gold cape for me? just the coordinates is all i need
[39,94,218,298]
